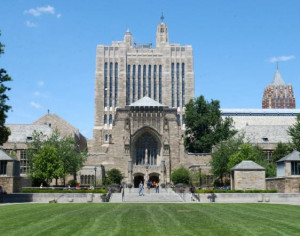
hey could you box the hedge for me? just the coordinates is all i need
[21,189,108,194]
[195,189,277,194]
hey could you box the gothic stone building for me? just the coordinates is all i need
[262,68,296,109]
[83,20,211,186]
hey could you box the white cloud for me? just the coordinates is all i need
[57,14,62,19]
[30,102,42,109]
[24,5,55,17]
[26,20,38,27]
[34,91,49,98]
[269,55,296,63]
[38,81,44,87]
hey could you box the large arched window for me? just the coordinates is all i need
[135,133,158,166]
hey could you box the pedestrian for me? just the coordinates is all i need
[139,181,144,196]
[190,185,195,201]
[147,180,151,194]
[156,182,159,193]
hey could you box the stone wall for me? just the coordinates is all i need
[266,177,300,193]
[232,171,265,190]
[0,177,21,193]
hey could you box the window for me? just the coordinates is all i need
[109,62,113,107]
[154,65,157,100]
[176,63,180,107]
[126,65,130,105]
[138,65,141,99]
[109,114,113,124]
[104,114,107,124]
[20,149,28,174]
[182,63,185,106]
[182,115,186,125]
[291,161,300,175]
[171,63,175,107]
[114,63,118,107]
[132,65,136,102]
[0,161,7,175]
[104,62,108,107]
[148,65,151,97]
[143,65,146,96]
[105,134,109,142]
[159,65,162,103]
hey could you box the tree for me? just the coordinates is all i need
[171,167,190,185]
[288,114,300,151]
[0,31,12,145]
[271,142,293,162]
[104,168,123,185]
[28,130,87,186]
[184,95,236,153]
[210,135,244,182]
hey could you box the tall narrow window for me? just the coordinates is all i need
[171,63,174,107]
[143,65,146,96]
[132,65,136,102]
[20,150,28,174]
[138,65,141,99]
[182,63,185,106]
[114,63,118,107]
[0,161,7,175]
[148,65,152,97]
[176,63,180,107]
[109,114,113,124]
[126,65,130,105]
[154,65,157,100]
[104,114,107,124]
[159,65,162,103]
[109,62,113,107]
[104,62,108,107]
[182,115,186,125]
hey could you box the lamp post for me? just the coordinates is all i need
[94,167,97,188]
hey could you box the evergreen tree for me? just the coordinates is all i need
[288,114,300,151]
[184,95,236,153]
[0,31,12,145]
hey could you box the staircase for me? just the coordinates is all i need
[110,188,184,203]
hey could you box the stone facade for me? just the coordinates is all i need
[266,177,300,193]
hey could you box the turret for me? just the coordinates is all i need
[156,13,169,47]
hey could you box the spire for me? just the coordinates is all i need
[272,68,286,86]
[160,12,164,22]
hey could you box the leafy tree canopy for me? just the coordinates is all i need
[271,142,293,162]
[171,166,190,185]
[184,95,236,153]
[288,114,300,152]
[103,168,123,185]
[0,31,12,145]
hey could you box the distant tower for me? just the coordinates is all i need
[262,68,296,109]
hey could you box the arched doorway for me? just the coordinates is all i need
[135,133,159,166]
[134,175,144,188]
[148,173,160,186]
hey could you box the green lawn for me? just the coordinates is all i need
[1,203,300,236]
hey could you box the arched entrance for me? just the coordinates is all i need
[135,133,159,166]
[148,173,160,185]
[134,175,144,188]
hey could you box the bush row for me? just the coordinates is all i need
[195,189,277,194]
[21,189,108,194]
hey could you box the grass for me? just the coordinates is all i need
[1,203,300,236]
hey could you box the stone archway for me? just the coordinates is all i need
[134,132,160,166]
[133,174,144,188]
[148,172,160,184]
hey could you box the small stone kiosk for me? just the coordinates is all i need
[266,150,300,193]
[231,160,266,190]
[0,149,21,194]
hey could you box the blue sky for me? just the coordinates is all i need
[1,0,300,138]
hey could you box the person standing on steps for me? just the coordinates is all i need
[156,182,159,193]
[139,181,144,196]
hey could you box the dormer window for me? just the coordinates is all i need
[262,137,268,142]
[26,137,33,141]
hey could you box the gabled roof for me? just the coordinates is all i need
[277,150,300,162]
[231,160,265,171]
[0,149,13,161]
[129,96,167,107]
[271,69,286,86]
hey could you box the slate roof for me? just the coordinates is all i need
[277,150,300,162]
[5,124,52,143]
[231,160,265,171]
[271,69,286,86]
[221,108,300,115]
[129,96,167,107]
[0,149,13,161]
[237,125,291,144]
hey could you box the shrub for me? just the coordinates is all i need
[68,180,79,187]
[104,168,123,185]
[195,189,277,194]
[171,167,190,185]
[21,188,108,194]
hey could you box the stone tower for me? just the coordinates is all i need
[93,18,194,148]
[262,68,296,109]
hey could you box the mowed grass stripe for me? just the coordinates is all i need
[1,203,300,236]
